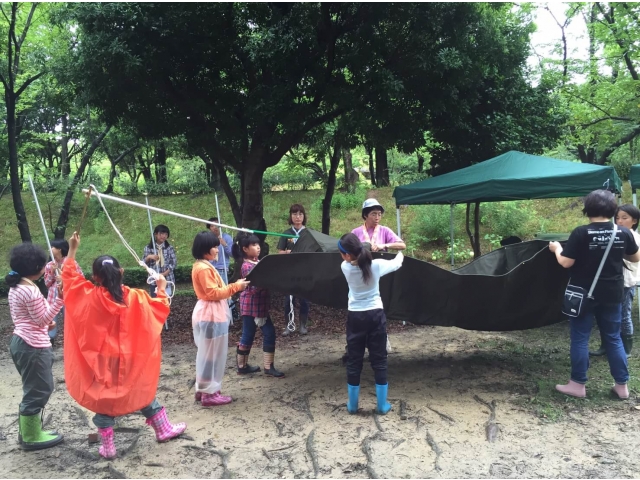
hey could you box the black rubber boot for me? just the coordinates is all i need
[299,314,308,335]
[236,348,261,375]
[622,334,633,357]
[263,351,285,378]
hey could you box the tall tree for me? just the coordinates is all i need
[541,3,640,165]
[68,3,539,229]
[0,3,44,241]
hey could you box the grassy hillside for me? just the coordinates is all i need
[0,183,635,276]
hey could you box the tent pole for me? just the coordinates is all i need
[450,203,455,267]
[633,189,637,208]
[396,207,401,237]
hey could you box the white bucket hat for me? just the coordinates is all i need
[362,198,385,213]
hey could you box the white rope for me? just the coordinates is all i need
[286,295,296,333]
[90,184,175,304]
[27,176,58,275]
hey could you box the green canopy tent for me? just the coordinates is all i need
[629,164,640,207]
[393,150,622,265]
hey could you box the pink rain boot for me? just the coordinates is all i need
[611,383,629,399]
[98,427,117,459]
[555,380,586,398]
[201,392,233,407]
[145,407,187,442]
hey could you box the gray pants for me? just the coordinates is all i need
[92,398,163,429]
[9,335,55,416]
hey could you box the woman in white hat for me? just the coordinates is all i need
[351,199,405,252]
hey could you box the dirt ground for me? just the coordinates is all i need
[1,300,640,479]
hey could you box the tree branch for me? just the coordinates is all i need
[598,125,640,164]
[595,2,639,80]
[581,116,634,128]
[15,71,44,98]
[17,3,38,49]
[113,143,140,166]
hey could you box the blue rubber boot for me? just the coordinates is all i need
[347,384,360,414]
[375,384,392,415]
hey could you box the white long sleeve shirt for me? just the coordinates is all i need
[341,252,404,311]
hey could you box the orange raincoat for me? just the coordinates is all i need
[62,259,170,416]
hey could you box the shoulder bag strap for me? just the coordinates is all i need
[588,223,618,298]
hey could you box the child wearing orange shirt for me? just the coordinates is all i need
[191,231,249,407]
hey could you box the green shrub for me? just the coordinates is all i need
[412,204,462,243]
[480,201,535,238]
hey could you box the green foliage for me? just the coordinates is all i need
[431,239,474,263]
[480,201,536,238]
[411,204,462,244]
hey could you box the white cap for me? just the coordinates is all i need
[362,198,384,213]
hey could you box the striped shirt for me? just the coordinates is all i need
[9,284,64,348]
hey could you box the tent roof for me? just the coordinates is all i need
[630,165,640,192]
[393,151,622,206]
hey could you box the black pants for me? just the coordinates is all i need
[346,309,388,386]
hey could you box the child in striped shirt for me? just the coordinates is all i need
[6,243,64,451]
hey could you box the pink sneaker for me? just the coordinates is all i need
[555,380,586,398]
[145,407,187,442]
[98,427,116,459]
[201,392,233,407]
[612,383,629,399]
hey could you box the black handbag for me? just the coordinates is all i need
[562,224,618,318]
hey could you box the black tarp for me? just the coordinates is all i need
[246,229,569,331]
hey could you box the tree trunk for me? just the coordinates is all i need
[139,154,152,182]
[54,125,111,239]
[417,153,425,173]
[155,142,168,183]
[343,148,356,193]
[240,158,265,230]
[202,150,242,226]
[60,114,70,178]
[6,92,31,242]
[465,202,481,259]
[375,145,389,186]
[366,145,376,186]
[322,137,341,234]
[105,162,117,194]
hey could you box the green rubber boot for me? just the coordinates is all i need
[18,413,64,451]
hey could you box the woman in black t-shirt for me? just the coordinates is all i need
[549,190,640,400]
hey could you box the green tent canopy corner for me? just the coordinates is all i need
[629,164,640,198]
[392,150,622,206]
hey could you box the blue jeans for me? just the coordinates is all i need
[621,286,635,336]
[216,268,228,285]
[48,308,64,340]
[239,316,276,351]
[284,296,309,317]
[570,302,628,384]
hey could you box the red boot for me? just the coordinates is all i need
[145,407,187,442]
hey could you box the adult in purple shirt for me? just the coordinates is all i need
[351,199,406,252]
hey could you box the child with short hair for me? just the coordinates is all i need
[6,242,64,451]
[143,224,176,297]
[232,233,285,378]
[338,232,404,415]
[63,232,186,459]
[43,239,83,345]
[191,231,249,407]
[616,204,640,356]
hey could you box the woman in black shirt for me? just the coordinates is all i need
[549,189,640,400]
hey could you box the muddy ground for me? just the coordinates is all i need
[1,296,639,479]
